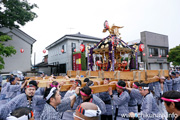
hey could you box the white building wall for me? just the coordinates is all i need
[1,32,32,72]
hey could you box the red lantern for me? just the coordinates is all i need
[159,55,161,58]
[139,44,145,52]
[96,60,102,67]
[80,44,85,52]
[61,49,64,53]
[20,49,24,53]
[74,49,76,52]
[104,20,109,30]
[121,61,128,67]
[167,55,169,58]
[150,54,152,57]
[143,53,146,56]
[43,49,46,54]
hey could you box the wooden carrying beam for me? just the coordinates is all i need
[90,84,116,93]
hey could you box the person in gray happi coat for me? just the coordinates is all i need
[154,76,168,105]
[172,72,180,91]
[62,86,106,120]
[0,77,26,105]
[0,81,46,120]
[126,86,143,113]
[165,75,173,91]
[99,78,112,120]
[108,80,130,120]
[40,87,78,120]
[153,76,168,120]
[129,83,161,120]
[128,82,140,114]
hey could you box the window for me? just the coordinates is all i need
[149,48,158,56]
[72,43,76,48]
[62,44,66,53]
[72,43,76,52]
[160,48,168,57]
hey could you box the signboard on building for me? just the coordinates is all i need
[73,53,82,70]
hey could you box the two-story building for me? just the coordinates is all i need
[46,32,102,75]
[0,27,36,73]
[128,31,169,70]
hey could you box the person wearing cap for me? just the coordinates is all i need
[172,72,180,91]
[129,83,161,120]
[40,87,79,120]
[0,80,46,120]
[6,107,34,120]
[99,78,112,120]
[73,102,102,120]
[108,80,130,120]
[161,91,180,120]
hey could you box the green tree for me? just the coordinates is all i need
[0,0,38,70]
[167,45,180,67]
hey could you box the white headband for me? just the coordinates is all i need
[77,105,102,117]
[6,115,28,120]
[46,87,56,101]
[84,106,101,117]
[142,87,149,90]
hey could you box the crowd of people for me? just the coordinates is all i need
[0,71,180,120]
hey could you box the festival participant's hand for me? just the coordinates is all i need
[108,87,112,95]
[21,80,27,89]
[127,81,131,88]
[129,112,135,118]
[109,81,117,85]
[75,87,80,95]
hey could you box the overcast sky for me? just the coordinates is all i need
[20,0,180,65]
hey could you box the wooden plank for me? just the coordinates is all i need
[103,71,115,79]
[60,84,72,91]
[90,84,116,93]
[67,70,71,77]
[79,71,87,77]
[71,71,77,77]
[119,71,134,80]
[146,70,159,78]
[56,76,63,79]
[134,71,146,81]
[160,70,169,77]
[90,71,99,77]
